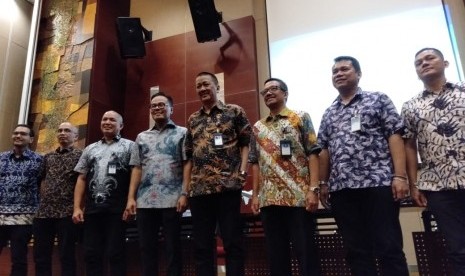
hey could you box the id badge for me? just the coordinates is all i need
[213,132,224,147]
[351,115,361,132]
[108,162,117,175]
[280,140,292,158]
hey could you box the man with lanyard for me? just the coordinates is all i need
[184,72,252,276]
[318,56,409,276]
[249,77,321,276]
[73,111,134,276]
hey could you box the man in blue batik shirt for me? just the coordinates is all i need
[318,56,410,276]
[0,124,43,276]
[125,92,188,276]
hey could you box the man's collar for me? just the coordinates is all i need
[9,148,32,159]
[336,87,362,106]
[422,82,455,96]
[55,146,74,154]
[151,119,176,131]
[100,134,121,143]
[265,107,291,122]
[200,100,225,114]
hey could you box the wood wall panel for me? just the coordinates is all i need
[87,0,130,143]
[123,16,260,142]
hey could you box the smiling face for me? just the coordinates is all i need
[414,49,448,83]
[100,111,123,139]
[332,60,361,94]
[12,126,33,149]
[195,74,219,107]
[150,95,172,123]
[261,80,287,110]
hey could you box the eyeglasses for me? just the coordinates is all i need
[149,102,168,109]
[260,85,282,96]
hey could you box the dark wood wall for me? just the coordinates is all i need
[122,16,260,140]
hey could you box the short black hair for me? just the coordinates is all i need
[334,56,361,73]
[264,77,288,92]
[415,47,444,60]
[197,72,219,86]
[151,91,174,106]
[15,124,34,137]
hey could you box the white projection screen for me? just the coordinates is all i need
[266,0,465,133]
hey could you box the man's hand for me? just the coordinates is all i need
[305,191,319,212]
[176,195,188,213]
[410,186,427,207]
[319,184,331,209]
[251,195,260,215]
[392,178,410,201]
[123,198,137,221]
[72,208,84,224]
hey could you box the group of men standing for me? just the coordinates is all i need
[0,46,464,276]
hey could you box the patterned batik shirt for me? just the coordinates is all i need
[74,136,134,214]
[0,149,43,225]
[185,101,252,197]
[130,121,187,208]
[36,147,82,218]
[401,82,465,191]
[248,108,321,208]
[318,88,404,192]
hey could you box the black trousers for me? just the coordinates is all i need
[33,217,78,276]
[136,208,182,276]
[425,189,465,276]
[83,213,127,276]
[260,206,320,276]
[189,190,245,276]
[0,224,32,276]
[330,186,409,276]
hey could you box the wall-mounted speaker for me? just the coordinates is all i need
[116,17,146,59]
[188,0,222,43]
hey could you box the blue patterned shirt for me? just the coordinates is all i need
[401,82,465,191]
[0,149,43,224]
[318,88,404,192]
[130,120,187,208]
[74,137,134,214]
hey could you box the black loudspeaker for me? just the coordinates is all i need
[188,0,222,43]
[116,17,146,58]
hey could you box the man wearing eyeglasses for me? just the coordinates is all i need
[318,56,409,276]
[248,78,321,276]
[0,124,44,276]
[184,72,252,276]
[124,92,188,276]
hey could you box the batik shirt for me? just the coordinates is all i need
[401,82,465,191]
[185,101,252,196]
[130,120,187,208]
[36,147,82,218]
[74,136,134,214]
[0,149,43,225]
[318,88,404,192]
[248,108,321,208]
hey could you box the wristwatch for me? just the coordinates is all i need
[239,170,248,177]
[309,186,320,194]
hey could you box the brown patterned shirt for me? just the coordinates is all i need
[185,101,252,196]
[401,82,465,191]
[36,147,82,218]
